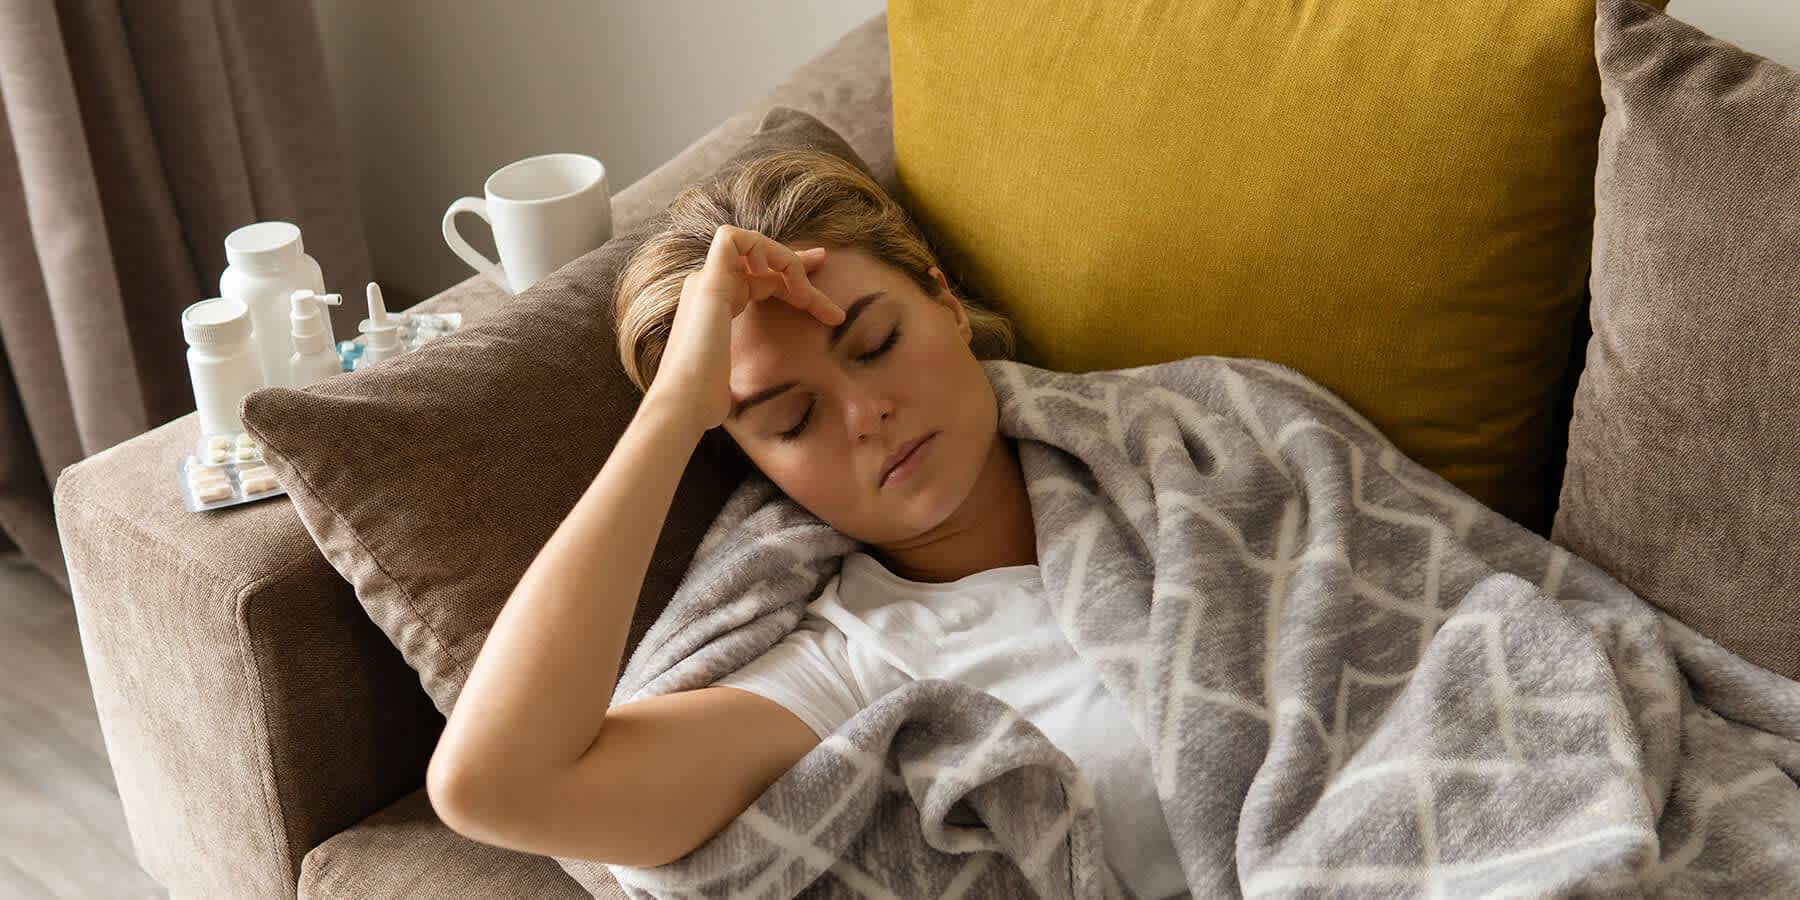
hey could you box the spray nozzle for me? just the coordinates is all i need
[290,288,342,320]
[289,289,342,356]
[357,281,403,366]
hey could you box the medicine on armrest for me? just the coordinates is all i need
[175,434,288,512]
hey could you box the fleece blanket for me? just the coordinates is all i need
[555,357,1800,899]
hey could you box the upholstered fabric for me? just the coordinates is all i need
[1553,0,1800,680]
[300,790,608,899]
[886,0,1667,532]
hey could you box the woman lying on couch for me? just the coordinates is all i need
[421,131,1800,899]
[423,148,1190,899]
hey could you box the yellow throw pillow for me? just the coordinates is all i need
[888,0,1662,530]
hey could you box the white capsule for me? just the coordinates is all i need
[241,473,280,494]
[194,481,234,503]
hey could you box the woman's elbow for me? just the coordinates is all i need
[426,751,526,844]
[426,752,483,836]
[425,756,658,867]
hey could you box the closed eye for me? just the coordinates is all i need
[775,328,902,442]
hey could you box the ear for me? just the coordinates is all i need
[928,266,973,343]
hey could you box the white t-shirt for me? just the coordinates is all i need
[715,550,1190,900]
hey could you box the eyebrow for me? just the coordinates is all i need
[729,290,886,422]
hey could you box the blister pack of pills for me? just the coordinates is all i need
[176,432,286,512]
[337,311,463,371]
[401,311,462,348]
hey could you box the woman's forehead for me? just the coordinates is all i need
[731,288,889,380]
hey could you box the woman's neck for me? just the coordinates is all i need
[871,435,1037,584]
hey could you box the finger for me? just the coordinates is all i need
[800,246,827,271]
[747,242,772,277]
[790,276,842,324]
[779,266,842,324]
[747,236,841,324]
[713,226,841,323]
[769,247,841,323]
[705,224,747,273]
[716,225,779,271]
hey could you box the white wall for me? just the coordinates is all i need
[1669,0,1800,68]
[311,1,885,305]
[311,0,1794,306]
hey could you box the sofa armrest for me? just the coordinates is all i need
[55,415,446,899]
[54,10,892,900]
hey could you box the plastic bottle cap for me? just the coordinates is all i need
[224,221,303,273]
[182,297,253,347]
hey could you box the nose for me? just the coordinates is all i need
[845,382,892,442]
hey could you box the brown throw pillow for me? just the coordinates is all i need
[1552,0,1800,680]
[240,107,864,717]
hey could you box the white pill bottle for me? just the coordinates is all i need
[181,297,264,440]
[220,221,325,388]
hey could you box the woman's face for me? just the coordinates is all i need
[720,243,998,545]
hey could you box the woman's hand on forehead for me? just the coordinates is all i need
[713,225,843,325]
[649,226,843,433]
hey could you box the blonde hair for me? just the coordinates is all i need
[612,148,1016,398]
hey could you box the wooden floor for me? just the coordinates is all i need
[1,553,164,898]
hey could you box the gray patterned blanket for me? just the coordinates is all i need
[556,357,1800,899]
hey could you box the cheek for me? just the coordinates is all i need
[900,325,985,410]
[896,324,972,385]
[769,450,859,508]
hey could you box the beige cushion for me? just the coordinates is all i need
[300,790,614,899]
[1552,0,1800,680]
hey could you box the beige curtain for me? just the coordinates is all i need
[0,0,372,588]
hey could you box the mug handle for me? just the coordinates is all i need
[441,197,512,294]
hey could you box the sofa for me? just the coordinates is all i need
[52,14,898,900]
[54,1,1800,896]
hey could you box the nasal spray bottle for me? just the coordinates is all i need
[288,289,344,386]
[355,281,403,370]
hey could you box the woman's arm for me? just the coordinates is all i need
[427,225,844,865]
[428,391,702,783]
[427,393,824,867]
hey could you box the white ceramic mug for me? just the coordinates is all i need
[442,153,613,294]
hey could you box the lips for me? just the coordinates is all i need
[880,433,935,487]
